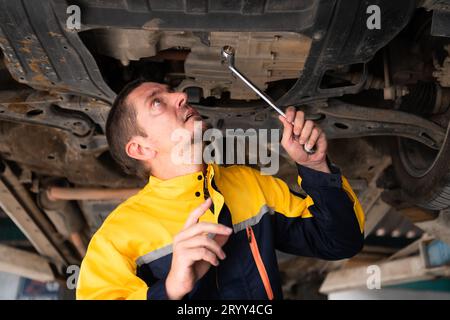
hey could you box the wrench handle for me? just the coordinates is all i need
[228,66,316,154]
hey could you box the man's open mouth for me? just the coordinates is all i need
[184,109,201,122]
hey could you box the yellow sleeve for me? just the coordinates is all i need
[76,234,148,300]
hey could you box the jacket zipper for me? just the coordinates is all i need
[246,226,274,300]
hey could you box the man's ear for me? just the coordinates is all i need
[125,136,157,162]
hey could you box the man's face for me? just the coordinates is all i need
[127,82,204,156]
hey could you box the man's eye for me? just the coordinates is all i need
[152,98,162,108]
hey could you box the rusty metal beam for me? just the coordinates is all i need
[46,186,140,201]
[0,244,55,282]
[0,161,72,266]
[313,101,446,149]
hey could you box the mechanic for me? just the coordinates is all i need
[76,79,365,300]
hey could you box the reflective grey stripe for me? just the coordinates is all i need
[233,205,274,233]
[136,244,173,267]
[136,205,274,266]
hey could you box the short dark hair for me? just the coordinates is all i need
[106,79,150,179]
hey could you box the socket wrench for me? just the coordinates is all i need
[221,45,316,154]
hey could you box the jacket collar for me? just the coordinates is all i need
[143,163,220,201]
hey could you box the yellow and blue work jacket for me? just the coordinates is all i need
[76,163,364,300]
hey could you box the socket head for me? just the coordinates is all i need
[221,45,235,67]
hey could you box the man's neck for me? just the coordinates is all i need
[150,154,205,180]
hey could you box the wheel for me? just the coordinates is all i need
[392,121,450,210]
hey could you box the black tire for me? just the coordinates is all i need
[392,121,450,210]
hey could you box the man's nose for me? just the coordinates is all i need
[174,91,188,110]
